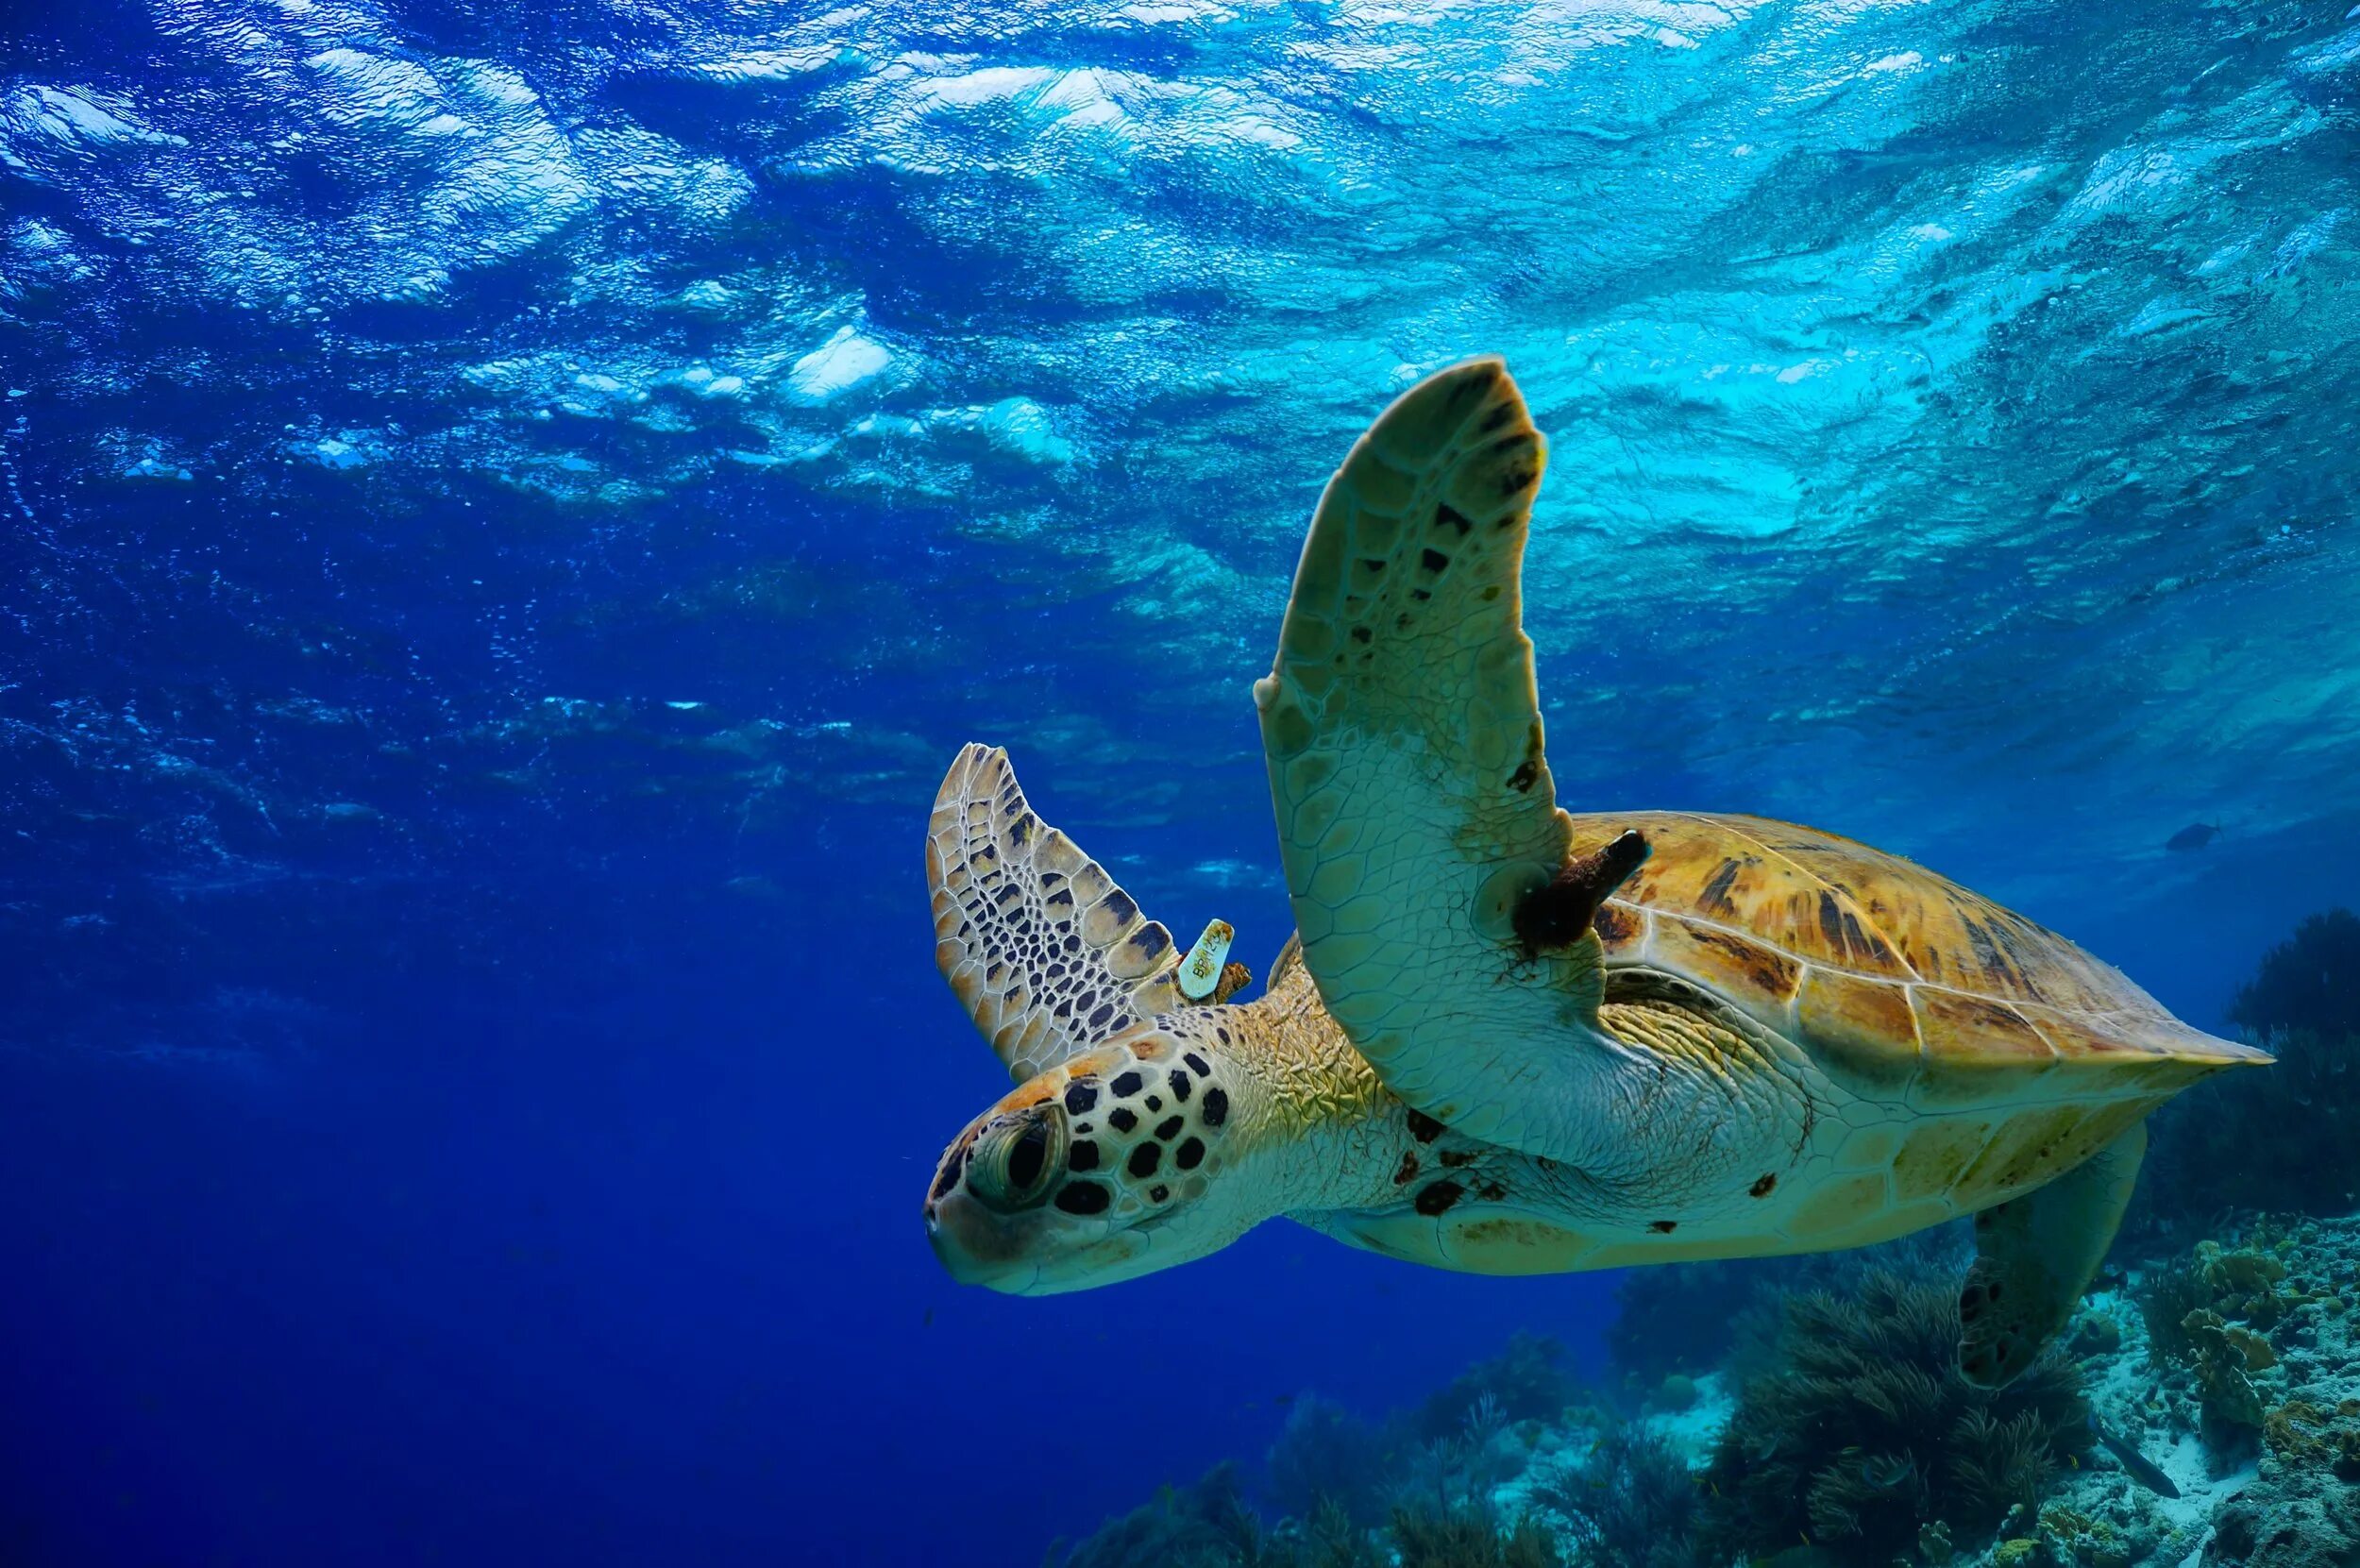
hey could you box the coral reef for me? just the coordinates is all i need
[1058,1218,2360,1568]
[2009,1218,2360,1568]
[2183,1307,2267,1445]
[2193,1367,2360,1566]
[1696,1273,2092,1564]
[2025,1500,2133,1568]
[1261,1334,1587,1534]
[2132,1230,2332,1458]
[2203,1476,2360,1568]
[2137,909,2360,1225]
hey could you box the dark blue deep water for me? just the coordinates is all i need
[4,4,2358,1565]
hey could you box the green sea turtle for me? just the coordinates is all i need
[921,358,2267,1386]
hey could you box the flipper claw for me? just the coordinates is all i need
[1513,829,1650,957]
[1210,961,1252,1004]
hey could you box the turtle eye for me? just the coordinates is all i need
[1007,1121,1048,1190]
[969,1109,1064,1213]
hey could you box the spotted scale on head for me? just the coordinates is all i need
[1055,1183,1109,1215]
[1039,1025,1241,1222]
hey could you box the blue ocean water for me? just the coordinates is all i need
[3,2,2358,1564]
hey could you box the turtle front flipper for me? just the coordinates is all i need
[1959,1121,2147,1389]
[1254,358,1630,1161]
[927,744,1190,1082]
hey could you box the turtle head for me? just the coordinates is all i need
[923,1025,1267,1294]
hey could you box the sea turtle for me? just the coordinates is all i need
[921,358,2267,1386]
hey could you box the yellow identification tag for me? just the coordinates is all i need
[1177,919,1235,1001]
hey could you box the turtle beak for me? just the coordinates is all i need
[924,1187,1042,1293]
[924,1179,1159,1294]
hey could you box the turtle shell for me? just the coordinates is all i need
[1578,811,2268,1112]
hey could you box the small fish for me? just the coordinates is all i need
[2166,822,2222,852]
[2089,1414,2180,1499]
[1860,1453,1916,1493]
[921,1307,935,1329]
[1272,1393,1293,1408]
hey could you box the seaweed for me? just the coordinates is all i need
[1414,1331,1578,1442]
[1533,1423,1700,1568]
[2135,1253,2210,1369]
[1054,1463,1386,1568]
[1390,1503,1562,1568]
[1287,1500,1391,1568]
[1396,1391,1524,1519]
[1608,1228,1972,1397]
[1264,1395,1405,1529]
[2231,908,2360,1040]
[2137,909,2360,1225]
[1605,1261,1773,1390]
[1696,1272,2090,1565]
[1053,1462,1273,1568]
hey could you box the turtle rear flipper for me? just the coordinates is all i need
[1958,1120,2147,1389]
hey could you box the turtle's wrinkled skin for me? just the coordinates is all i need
[920,360,2267,1386]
